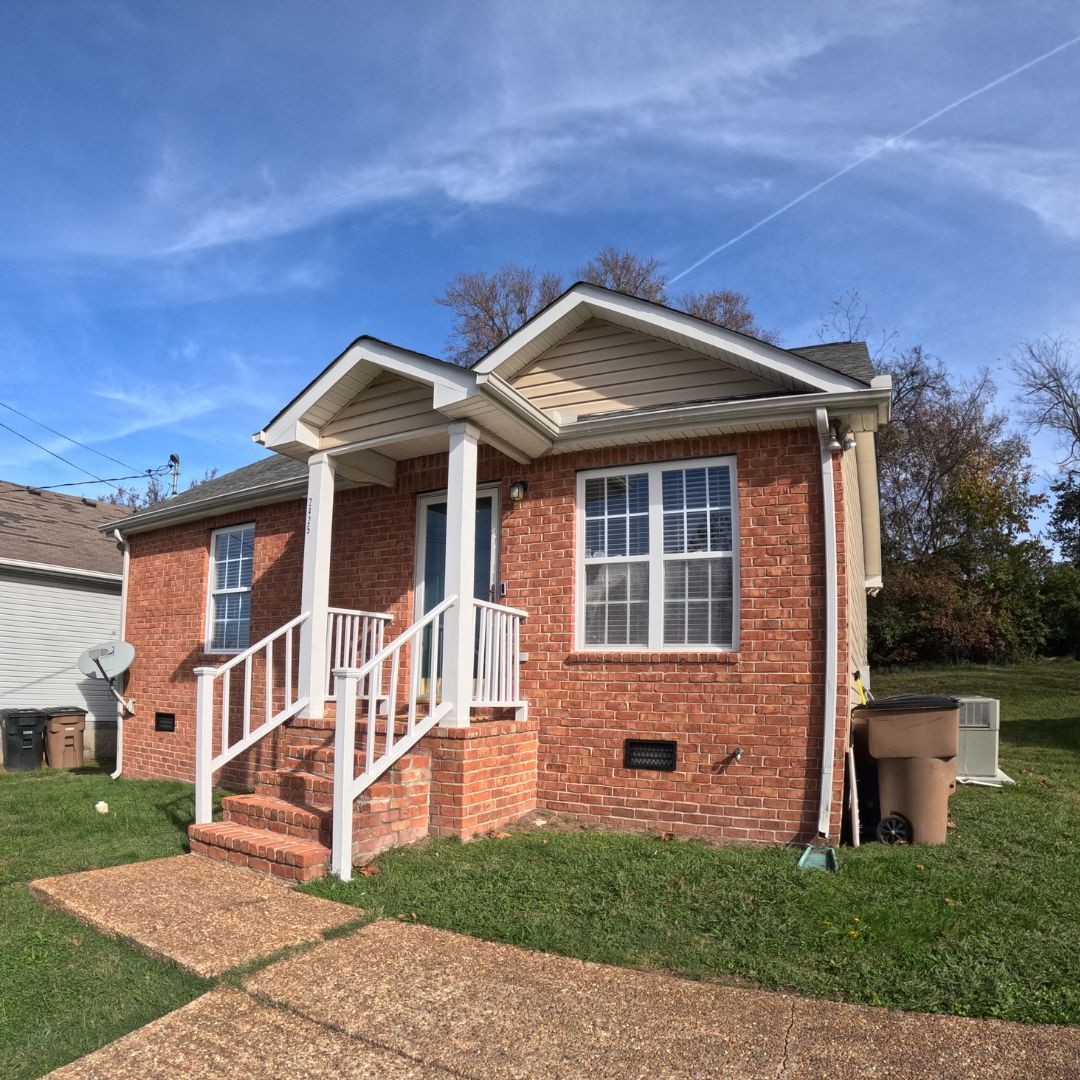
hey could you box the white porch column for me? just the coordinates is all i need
[298,452,336,718]
[441,422,478,727]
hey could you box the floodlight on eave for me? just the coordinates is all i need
[472,283,868,394]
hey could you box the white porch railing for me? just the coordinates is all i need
[325,608,393,701]
[472,599,527,713]
[331,595,457,879]
[194,611,310,824]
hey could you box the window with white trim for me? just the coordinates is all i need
[207,524,254,652]
[578,458,737,650]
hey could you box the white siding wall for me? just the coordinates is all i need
[0,571,122,734]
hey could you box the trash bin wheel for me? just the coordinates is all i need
[876,814,912,845]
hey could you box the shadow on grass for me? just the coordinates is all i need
[1001,715,1080,752]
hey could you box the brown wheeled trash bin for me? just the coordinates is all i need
[43,707,87,769]
[851,695,960,845]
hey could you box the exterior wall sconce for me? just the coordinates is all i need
[509,479,529,502]
[842,429,857,452]
[826,428,843,453]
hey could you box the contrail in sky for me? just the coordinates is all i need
[669,33,1080,285]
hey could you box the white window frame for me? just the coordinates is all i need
[575,457,740,652]
[205,523,256,654]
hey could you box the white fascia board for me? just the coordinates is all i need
[474,284,866,394]
[0,556,122,586]
[557,386,892,444]
[474,373,561,437]
[261,338,476,450]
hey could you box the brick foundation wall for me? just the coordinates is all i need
[429,719,539,840]
[122,428,850,845]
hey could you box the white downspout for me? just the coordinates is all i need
[111,529,130,780]
[814,409,840,839]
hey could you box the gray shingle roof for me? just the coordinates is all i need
[0,481,132,575]
[111,454,307,533]
[789,342,875,384]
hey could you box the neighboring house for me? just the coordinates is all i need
[106,284,890,881]
[0,482,131,762]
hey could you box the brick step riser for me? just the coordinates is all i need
[188,823,329,883]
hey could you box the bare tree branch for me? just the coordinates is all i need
[1011,336,1080,465]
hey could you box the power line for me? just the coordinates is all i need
[30,470,169,492]
[0,418,119,490]
[669,32,1080,285]
[0,399,137,470]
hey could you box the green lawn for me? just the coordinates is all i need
[307,659,1080,1025]
[0,765,212,1079]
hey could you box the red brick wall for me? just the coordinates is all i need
[122,428,849,844]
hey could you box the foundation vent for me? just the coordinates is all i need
[624,739,677,771]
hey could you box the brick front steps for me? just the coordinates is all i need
[188,821,329,882]
[188,712,435,882]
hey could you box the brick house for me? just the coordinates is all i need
[106,284,890,881]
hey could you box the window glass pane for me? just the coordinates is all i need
[663,556,732,646]
[628,602,649,645]
[585,478,606,518]
[629,514,649,555]
[607,604,628,645]
[685,511,709,552]
[606,476,627,515]
[684,468,708,508]
[664,602,685,645]
[607,563,628,602]
[628,474,649,513]
[712,601,734,648]
[663,514,684,554]
[628,562,649,600]
[710,509,733,551]
[662,470,683,510]
[585,519,604,557]
[585,564,606,603]
[708,466,731,507]
[606,517,627,557]
[585,604,606,645]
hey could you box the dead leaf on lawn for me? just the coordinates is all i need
[360,864,380,877]
[944,897,957,907]
[491,830,511,839]
[947,821,957,829]
[70,936,80,947]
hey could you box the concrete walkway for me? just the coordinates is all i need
[31,855,359,977]
[45,915,1080,1079]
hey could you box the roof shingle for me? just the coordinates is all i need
[0,482,132,575]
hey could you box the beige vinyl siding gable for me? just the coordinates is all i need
[510,318,782,417]
[321,372,444,449]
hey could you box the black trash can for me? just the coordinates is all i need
[2,708,47,771]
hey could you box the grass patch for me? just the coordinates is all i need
[307,659,1080,1025]
[0,763,214,1078]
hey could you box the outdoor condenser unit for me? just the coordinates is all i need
[956,697,1010,786]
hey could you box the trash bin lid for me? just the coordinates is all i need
[859,694,959,712]
[42,706,89,716]
[0,707,47,719]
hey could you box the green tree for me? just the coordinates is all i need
[869,348,1047,663]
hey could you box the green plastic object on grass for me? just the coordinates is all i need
[797,844,839,872]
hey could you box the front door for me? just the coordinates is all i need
[415,488,498,686]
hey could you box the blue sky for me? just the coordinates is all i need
[1,2,1078,524]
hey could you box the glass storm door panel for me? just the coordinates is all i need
[417,493,496,684]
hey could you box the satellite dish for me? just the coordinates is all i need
[79,641,136,680]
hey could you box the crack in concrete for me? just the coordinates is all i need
[776,998,798,1079]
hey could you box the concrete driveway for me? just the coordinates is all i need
[49,918,1080,1079]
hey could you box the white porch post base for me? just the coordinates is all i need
[194,667,215,824]
[298,453,336,718]
[441,422,478,727]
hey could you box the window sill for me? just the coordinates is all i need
[566,651,740,665]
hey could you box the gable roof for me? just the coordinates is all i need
[473,283,870,395]
[0,481,131,576]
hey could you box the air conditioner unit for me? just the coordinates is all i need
[957,697,1009,786]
